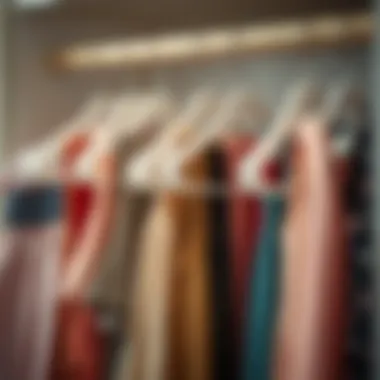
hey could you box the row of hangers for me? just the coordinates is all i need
[1,78,364,196]
[0,78,364,302]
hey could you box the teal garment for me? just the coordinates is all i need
[243,198,284,380]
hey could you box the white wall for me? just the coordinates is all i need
[0,7,10,158]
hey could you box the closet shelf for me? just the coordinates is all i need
[51,11,372,72]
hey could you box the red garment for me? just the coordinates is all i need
[63,185,94,267]
[224,135,283,358]
[51,302,104,380]
[51,183,105,380]
[50,133,105,380]
[223,136,262,347]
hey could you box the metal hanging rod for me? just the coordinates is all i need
[51,11,372,72]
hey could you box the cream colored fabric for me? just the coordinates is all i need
[126,193,177,380]
[126,153,213,380]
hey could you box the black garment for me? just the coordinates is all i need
[206,146,236,380]
[344,124,372,380]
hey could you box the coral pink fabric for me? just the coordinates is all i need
[274,119,347,380]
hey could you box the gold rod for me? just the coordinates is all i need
[51,11,373,72]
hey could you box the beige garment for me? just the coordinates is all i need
[126,192,178,380]
[126,154,212,380]
[274,118,347,380]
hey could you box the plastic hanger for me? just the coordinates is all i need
[238,79,319,195]
[320,79,353,124]
[319,80,360,157]
[127,89,217,189]
[60,92,173,301]
[2,94,111,184]
[74,91,173,182]
[238,79,355,195]
[161,90,267,191]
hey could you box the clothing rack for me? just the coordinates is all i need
[51,11,372,72]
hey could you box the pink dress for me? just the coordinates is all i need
[274,118,347,380]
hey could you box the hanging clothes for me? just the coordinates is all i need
[127,152,213,380]
[343,123,372,380]
[223,136,262,349]
[243,197,284,380]
[86,126,158,380]
[88,125,158,312]
[206,145,235,380]
[0,186,62,380]
[58,123,158,380]
[51,182,107,380]
[50,130,108,380]
[274,117,347,380]
[50,299,105,380]
[102,192,152,380]
[62,185,94,263]
[166,153,212,380]
[53,123,160,380]
[108,191,153,380]
[126,191,179,380]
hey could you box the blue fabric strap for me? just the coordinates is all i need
[5,186,63,227]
